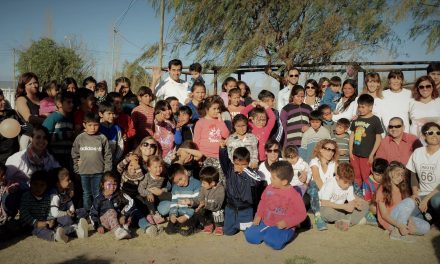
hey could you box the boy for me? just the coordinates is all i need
[43,91,75,169]
[318,104,336,134]
[227,88,244,118]
[320,76,341,111]
[300,110,331,161]
[74,88,96,135]
[166,163,201,236]
[107,92,136,152]
[319,163,370,231]
[245,160,307,250]
[258,90,283,143]
[20,171,69,243]
[166,96,180,123]
[363,158,388,215]
[195,166,225,236]
[241,100,276,161]
[427,62,440,91]
[98,101,124,163]
[174,106,195,146]
[188,62,205,93]
[331,118,351,164]
[349,94,383,187]
[71,112,112,211]
[219,145,262,236]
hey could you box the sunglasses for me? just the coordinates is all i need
[322,146,336,153]
[266,149,279,153]
[418,84,433,90]
[306,86,315,89]
[289,74,299,77]
[424,131,440,136]
[388,124,402,129]
[142,142,158,148]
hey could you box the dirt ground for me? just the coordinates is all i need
[1,218,439,264]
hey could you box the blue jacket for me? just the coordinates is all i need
[219,147,261,210]
[320,90,341,111]
[90,191,135,228]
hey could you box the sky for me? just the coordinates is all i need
[0,0,439,94]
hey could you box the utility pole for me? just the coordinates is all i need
[158,0,165,69]
[12,48,16,89]
[111,25,116,91]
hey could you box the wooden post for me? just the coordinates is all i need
[213,68,218,95]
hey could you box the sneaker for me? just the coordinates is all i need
[213,226,224,236]
[54,227,69,243]
[314,215,328,231]
[165,221,179,235]
[145,225,158,237]
[153,213,166,224]
[390,228,415,243]
[202,224,214,234]
[335,219,350,231]
[365,212,378,226]
[179,224,194,236]
[114,227,131,240]
[76,218,89,239]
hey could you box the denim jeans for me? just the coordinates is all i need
[245,220,295,250]
[391,198,430,235]
[80,174,102,211]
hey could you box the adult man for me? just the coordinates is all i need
[376,117,422,164]
[152,59,189,104]
[277,68,300,111]
[407,122,440,225]
[427,62,440,92]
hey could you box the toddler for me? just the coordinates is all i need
[39,80,59,117]
[331,118,350,163]
[320,76,341,111]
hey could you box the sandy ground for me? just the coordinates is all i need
[1,219,439,264]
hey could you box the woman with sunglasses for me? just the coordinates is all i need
[409,76,440,138]
[407,122,440,226]
[133,136,162,172]
[304,79,322,110]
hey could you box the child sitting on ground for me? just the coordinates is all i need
[363,158,388,214]
[195,166,225,236]
[319,163,371,231]
[0,164,20,225]
[165,163,201,236]
[245,160,307,250]
[117,152,145,199]
[331,118,351,164]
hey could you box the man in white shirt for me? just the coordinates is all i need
[151,59,189,104]
[277,68,300,111]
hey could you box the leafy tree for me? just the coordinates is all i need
[116,60,151,94]
[16,38,92,85]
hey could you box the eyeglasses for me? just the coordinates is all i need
[424,131,440,136]
[142,142,158,148]
[266,149,279,153]
[306,86,315,89]
[388,124,402,129]
[289,74,299,77]
[418,84,433,90]
[322,146,336,153]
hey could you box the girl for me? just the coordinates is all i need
[39,80,59,117]
[194,96,230,182]
[61,77,78,93]
[318,77,330,97]
[95,81,108,104]
[153,100,175,158]
[283,145,311,196]
[133,136,162,172]
[117,152,145,199]
[165,140,204,181]
[220,77,238,107]
[362,72,384,118]
[306,139,339,231]
[82,76,97,92]
[237,81,253,106]
[304,79,322,110]
[280,86,313,147]
[333,79,358,121]
[226,114,258,168]
[376,161,430,241]
[187,81,206,121]
[131,86,154,143]
[258,139,280,183]
[227,88,245,118]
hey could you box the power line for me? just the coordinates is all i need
[115,0,137,28]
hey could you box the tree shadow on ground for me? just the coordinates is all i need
[55,255,112,264]
[0,221,29,250]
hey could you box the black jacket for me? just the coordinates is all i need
[90,191,135,228]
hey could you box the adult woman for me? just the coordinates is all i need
[304,79,322,110]
[332,79,358,122]
[409,76,440,138]
[15,72,44,150]
[361,72,384,118]
[133,136,162,172]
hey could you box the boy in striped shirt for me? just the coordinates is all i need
[331,118,350,164]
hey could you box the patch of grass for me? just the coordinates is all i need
[284,255,316,264]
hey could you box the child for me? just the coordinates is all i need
[117,152,145,199]
[241,100,275,161]
[331,118,351,164]
[283,146,311,196]
[174,106,195,146]
[39,80,59,117]
[98,101,124,163]
[49,168,89,238]
[188,62,205,94]
[318,104,336,134]
[74,88,96,134]
[258,90,283,142]
[219,145,261,236]
[376,161,430,241]
[427,62,440,91]
[95,80,108,104]
[43,91,75,169]
[166,96,180,123]
[320,76,341,111]
[363,158,388,217]
[107,92,136,153]
[300,110,331,162]
[186,81,206,121]
[227,88,244,118]
[138,155,168,225]
[90,172,133,240]
[83,76,97,91]
[153,100,175,157]
[259,139,281,183]
[349,94,383,187]
[194,96,230,181]
[319,163,370,231]
[165,163,201,236]
[71,112,112,211]
[226,114,258,168]
[20,171,69,243]
[195,166,225,235]
[245,160,307,250]
[0,164,20,225]
[238,81,253,106]
[131,86,155,143]
[220,77,238,107]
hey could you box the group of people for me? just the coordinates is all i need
[0,59,439,250]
